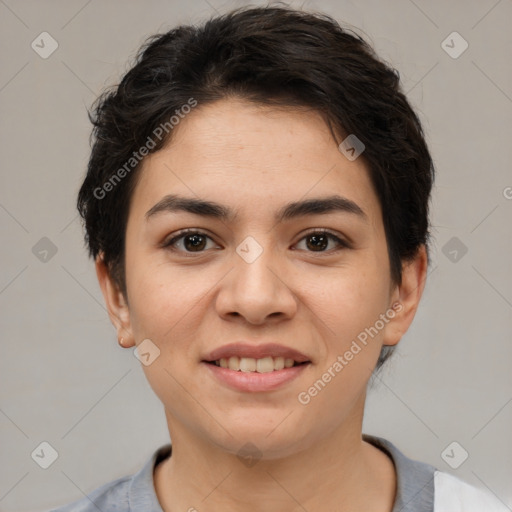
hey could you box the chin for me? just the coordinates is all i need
[206,414,314,461]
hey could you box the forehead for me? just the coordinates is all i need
[130,98,382,227]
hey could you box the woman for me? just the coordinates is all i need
[52,5,507,511]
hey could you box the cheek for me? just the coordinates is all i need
[294,268,389,427]
[301,263,391,409]
[127,259,205,338]
[125,262,222,388]
[125,265,210,424]
[304,260,389,339]
[125,229,179,315]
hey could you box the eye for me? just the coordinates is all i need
[294,229,349,253]
[162,228,349,256]
[162,230,218,254]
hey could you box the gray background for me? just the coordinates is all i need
[0,0,511,510]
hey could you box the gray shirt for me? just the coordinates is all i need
[49,434,497,511]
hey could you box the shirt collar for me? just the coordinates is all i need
[128,435,435,512]
[128,443,171,511]
[363,433,436,512]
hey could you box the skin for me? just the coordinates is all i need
[96,98,428,512]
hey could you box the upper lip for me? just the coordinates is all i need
[203,343,310,363]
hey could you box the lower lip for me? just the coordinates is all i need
[202,361,310,392]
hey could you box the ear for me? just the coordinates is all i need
[95,253,135,348]
[382,244,428,347]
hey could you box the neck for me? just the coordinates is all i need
[154,396,396,512]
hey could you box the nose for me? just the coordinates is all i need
[215,239,298,325]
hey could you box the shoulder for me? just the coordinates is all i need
[49,443,172,512]
[363,434,509,512]
[433,470,510,512]
[49,475,131,511]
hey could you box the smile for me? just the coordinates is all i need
[208,356,307,373]
[203,359,311,392]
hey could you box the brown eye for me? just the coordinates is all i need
[305,233,329,251]
[163,230,216,253]
[183,233,207,251]
[295,230,348,253]
[162,229,348,256]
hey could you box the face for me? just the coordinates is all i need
[98,98,424,459]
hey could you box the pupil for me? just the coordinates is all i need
[307,234,327,251]
[185,234,206,251]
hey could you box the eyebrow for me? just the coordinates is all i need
[145,193,368,223]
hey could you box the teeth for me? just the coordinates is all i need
[228,356,239,371]
[215,356,300,372]
[256,357,274,373]
[239,357,256,372]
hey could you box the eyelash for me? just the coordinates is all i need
[161,228,349,256]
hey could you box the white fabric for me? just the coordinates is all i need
[434,471,510,512]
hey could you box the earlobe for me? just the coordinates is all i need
[382,245,428,347]
[95,254,135,348]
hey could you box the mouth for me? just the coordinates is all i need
[204,356,310,373]
[203,342,310,366]
[201,342,312,391]
[202,358,311,393]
